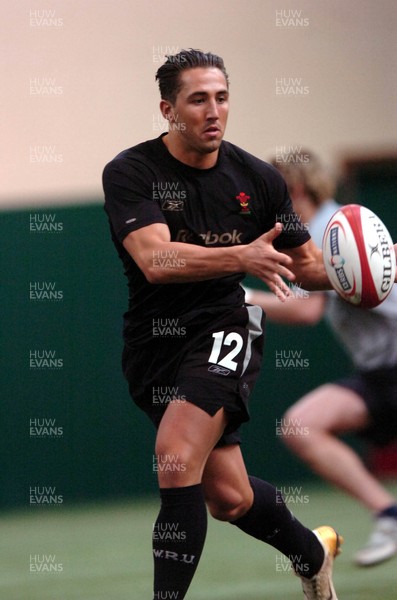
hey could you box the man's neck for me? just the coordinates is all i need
[162,134,219,169]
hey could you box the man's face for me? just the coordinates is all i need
[162,67,229,156]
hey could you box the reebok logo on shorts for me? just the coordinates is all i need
[208,365,231,376]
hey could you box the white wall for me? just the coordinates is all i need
[2,0,397,208]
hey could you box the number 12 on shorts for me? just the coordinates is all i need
[208,331,243,371]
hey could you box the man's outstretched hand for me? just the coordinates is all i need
[242,223,295,301]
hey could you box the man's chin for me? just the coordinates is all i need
[199,139,222,154]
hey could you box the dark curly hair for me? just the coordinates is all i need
[155,48,229,104]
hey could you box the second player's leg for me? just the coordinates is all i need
[281,383,395,512]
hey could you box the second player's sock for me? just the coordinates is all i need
[153,484,207,600]
[231,476,324,578]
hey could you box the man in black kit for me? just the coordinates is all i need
[103,49,343,600]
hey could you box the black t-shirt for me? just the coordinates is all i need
[103,134,310,344]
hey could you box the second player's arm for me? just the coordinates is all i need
[245,287,326,325]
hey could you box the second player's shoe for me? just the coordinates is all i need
[299,525,343,600]
[354,516,397,566]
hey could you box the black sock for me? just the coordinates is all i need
[231,476,324,578]
[153,484,207,600]
[378,504,397,519]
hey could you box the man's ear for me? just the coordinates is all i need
[160,99,175,122]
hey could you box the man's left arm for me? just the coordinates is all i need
[285,240,397,290]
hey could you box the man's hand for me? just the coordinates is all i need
[242,223,295,301]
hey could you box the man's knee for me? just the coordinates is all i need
[206,485,253,522]
[281,405,313,451]
[154,439,199,485]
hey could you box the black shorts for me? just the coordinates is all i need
[337,365,397,447]
[122,305,265,447]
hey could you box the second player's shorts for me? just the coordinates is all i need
[337,365,397,446]
[122,304,265,447]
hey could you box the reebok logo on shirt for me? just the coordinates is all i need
[175,229,243,245]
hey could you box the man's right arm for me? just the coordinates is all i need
[122,221,296,300]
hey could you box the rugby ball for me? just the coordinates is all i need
[322,204,396,308]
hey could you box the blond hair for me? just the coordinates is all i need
[271,150,335,206]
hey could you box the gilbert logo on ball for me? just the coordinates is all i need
[322,204,396,308]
